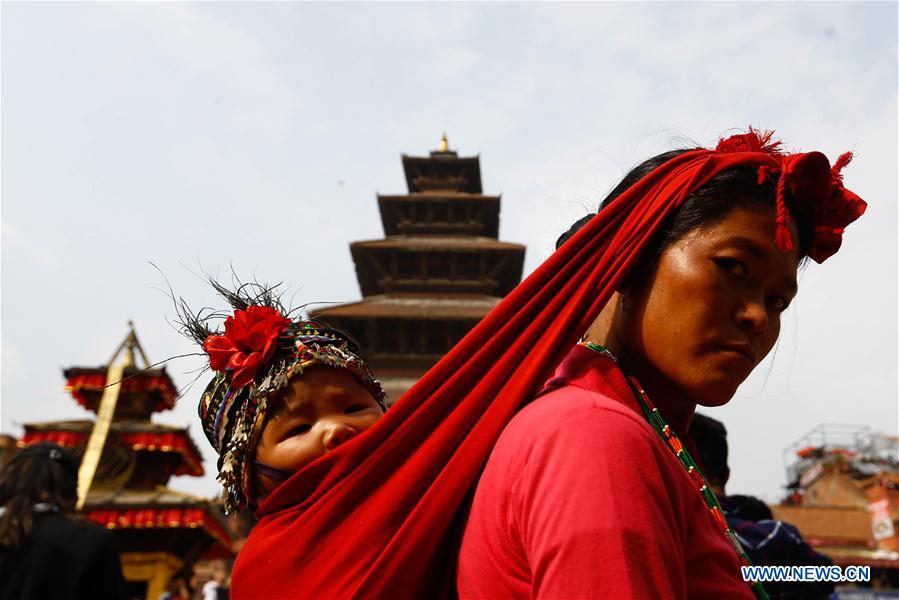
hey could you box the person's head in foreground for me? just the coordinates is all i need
[181,282,387,513]
[688,412,731,493]
[690,411,775,520]
[0,443,79,549]
[556,130,865,425]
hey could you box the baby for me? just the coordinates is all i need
[191,300,387,513]
[251,363,384,501]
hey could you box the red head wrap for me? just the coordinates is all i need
[232,129,866,598]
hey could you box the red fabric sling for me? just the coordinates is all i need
[232,134,865,599]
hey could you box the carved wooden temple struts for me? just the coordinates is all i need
[312,135,525,401]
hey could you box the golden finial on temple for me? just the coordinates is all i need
[108,320,151,369]
[438,132,449,153]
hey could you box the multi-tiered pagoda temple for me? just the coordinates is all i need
[18,324,233,600]
[312,135,525,400]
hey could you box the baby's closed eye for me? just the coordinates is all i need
[289,424,312,436]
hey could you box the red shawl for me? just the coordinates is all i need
[231,131,865,598]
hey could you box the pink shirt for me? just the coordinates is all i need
[457,345,755,599]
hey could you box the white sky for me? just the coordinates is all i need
[2,2,896,503]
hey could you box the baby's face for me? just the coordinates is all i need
[254,365,384,499]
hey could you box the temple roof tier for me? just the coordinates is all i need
[310,312,485,374]
[83,487,232,554]
[350,237,525,296]
[64,366,178,420]
[377,193,501,237]
[85,506,231,556]
[401,154,482,194]
[312,293,501,320]
[20,420,204,477]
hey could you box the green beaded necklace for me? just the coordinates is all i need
[581,341,769,600]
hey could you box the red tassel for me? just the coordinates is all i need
[832,151,853,180]
[757,165,777,185]
[774,173,794,252]
[775,225,794,252]
[747,126,784,154]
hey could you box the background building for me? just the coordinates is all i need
[17,325,234,600]
[774,425,899,589]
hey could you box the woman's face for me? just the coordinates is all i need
[611,203,800,407]
[254,365,384,499]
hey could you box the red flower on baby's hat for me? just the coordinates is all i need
[203,306,291,388]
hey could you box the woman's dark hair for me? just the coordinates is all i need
[0,443,79,549]
[556,149,811,286]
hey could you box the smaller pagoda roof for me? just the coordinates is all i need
[62,322,179,420]
[20,420,204,477]
[401,155,482,194]
[401,137,483,194]
[312,293,501,320]
[84,486,233,554]
[64,366,178,415]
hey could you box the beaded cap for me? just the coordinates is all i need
[198,317,387,513]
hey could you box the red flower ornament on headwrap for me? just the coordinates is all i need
[716,128,866,263]
[203,306,291,388]
[715,127,784,155]
[811,152,867,262]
